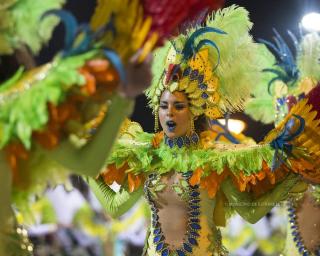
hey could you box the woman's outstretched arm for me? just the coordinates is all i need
[86,176,143,218]
[221,173,300,224]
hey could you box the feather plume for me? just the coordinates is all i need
[0,0,65,55]
[297,33,320,82]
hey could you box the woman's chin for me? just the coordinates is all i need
[164,131,187,139]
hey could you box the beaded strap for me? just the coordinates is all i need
[287,199,320,256]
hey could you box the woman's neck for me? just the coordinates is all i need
[164,132,199,148]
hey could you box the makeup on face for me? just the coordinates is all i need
[158,90,192,139]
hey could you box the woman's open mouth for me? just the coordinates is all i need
[166,120,176,132]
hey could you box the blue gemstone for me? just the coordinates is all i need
[292,231,298,236]
[183,243,192,252]
[153,228,161,235]
[176,137,184,148]
[190,70,199,80]
[190,223,201,230]
[298,247,305,253]
[183,67,191,76]
[190,231,199,237]
[293,236,300,242]
[201,92,209,99]
[198,75,204,83]
[176,249,185,256]
[288,207,295,213]
[291,225,297,230]
[156,242,164,251]
[297,241,303,247]
[277,97,286,105]
[161,249,169,256]
[303,252,309,256]
[184,136,191,145]
[190,218,200,223]
[154,235,162,243]
[188,237,198,245]
[191,133,199,144]
[191,199,200,204]
[190,211,200,216]
[199,83,207,90]
[190,205,200,210]
[168,139,174,148]
[190,191,200,197]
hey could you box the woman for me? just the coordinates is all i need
[89,6,320,256]
[245,31,320,255]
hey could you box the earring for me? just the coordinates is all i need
[154,110,159,132]
[190,116,195,133]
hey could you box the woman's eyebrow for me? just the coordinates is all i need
[174,101,187,104]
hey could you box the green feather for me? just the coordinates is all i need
[297,33,320,82]
[0,0,65,55]
[245,98,276,124]
[244,44,278,124]
[106,123,276,178]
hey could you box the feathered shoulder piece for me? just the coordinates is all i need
[146,5,266,119]
[0,0,65,55]
[0,10,128,151]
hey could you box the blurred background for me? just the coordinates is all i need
[1,0,320,255]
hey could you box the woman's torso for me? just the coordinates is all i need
[144,171,225,256]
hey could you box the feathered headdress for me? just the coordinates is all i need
[245,31,320,124]
[146,5,266,119]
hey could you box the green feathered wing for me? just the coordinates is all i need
[0,50,98,149]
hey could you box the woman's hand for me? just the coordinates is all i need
[118,53,152,99]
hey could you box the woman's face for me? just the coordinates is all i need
[159,90,192,138]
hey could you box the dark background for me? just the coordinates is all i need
[17,0,320,141]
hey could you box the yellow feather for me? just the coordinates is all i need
[185,81,198,94]
[138,32,158,63]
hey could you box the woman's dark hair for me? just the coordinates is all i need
[194,114,210,133]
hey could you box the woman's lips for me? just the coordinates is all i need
[166,120,176,132]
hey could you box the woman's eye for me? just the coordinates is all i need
[175,104,185,110]
[160,105,168,109]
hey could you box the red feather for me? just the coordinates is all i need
[142,0,225,44]
[307,83,320,121]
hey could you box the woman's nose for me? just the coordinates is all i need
[167,105,174,117]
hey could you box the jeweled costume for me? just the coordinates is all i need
[90,6,320,256]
